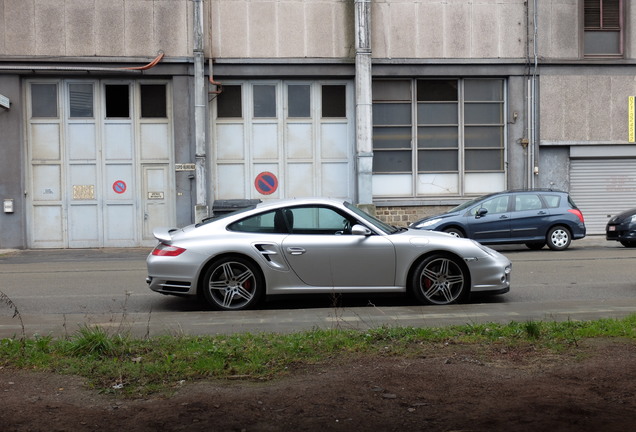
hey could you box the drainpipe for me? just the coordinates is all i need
[193,0,208,222]
[529,0,539,189]
[355,0,373,208]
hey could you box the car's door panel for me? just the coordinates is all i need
[509,193,549,240]
[282,235,396,287]
[466,195,511,241]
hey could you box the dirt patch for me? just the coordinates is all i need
[1,339,635,431]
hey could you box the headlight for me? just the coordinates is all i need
[416,218,442,228]
[630,215,636,223]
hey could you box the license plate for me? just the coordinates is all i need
[609,226,616,231]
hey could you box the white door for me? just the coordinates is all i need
[26,79,174,248]
[213,81,355,203]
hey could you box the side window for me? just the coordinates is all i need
[542,195,561,208]
[474,196,509,215]
[514,194,544,211]
[288,206,353,234]
[229,210,277,233]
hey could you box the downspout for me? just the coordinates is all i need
[193,0,209,222]
[530,0,539,188]
[355,0,373,207]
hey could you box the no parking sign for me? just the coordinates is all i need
[254,172,278,195]
[112,180,127,194]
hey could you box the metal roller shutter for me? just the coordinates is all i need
[570,159,636,235]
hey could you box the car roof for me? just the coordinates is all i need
[474,189,568,200]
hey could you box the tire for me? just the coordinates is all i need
[620,240,636,248]
[443,227,464,238]
[201,256,264,310]
[411,254,469,305]
[546,226,571,251]
[525,242,545,250]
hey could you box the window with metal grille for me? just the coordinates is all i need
[584,0,623,57]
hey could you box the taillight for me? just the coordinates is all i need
[568,209,585,223]
[152,243,186,257]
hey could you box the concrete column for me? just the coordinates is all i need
[355,0,373,206]
[193,0,209,222]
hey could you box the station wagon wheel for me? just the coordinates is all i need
[620,240,636,248]
[443,228,464,238]
[202,257,264,310]
[411,255,469,305]
[546,226,571,251]
[525,242,545,250]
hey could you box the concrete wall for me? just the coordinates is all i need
[0,0,193,58]
[538,0,636,60]
[540,68,636,144]
[0,75,25,249]
[209,0,355,59]
[372,0,527,59]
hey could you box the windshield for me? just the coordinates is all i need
[344,202,401,234]
[448,196,485,213]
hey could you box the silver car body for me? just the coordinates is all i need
[146,198,511,308]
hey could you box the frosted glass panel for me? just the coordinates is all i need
[217,124,244,160]
[417,173,459,195]
[372,174,412,196]
[464,172,505,194]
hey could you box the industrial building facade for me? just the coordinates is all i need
[1,0,635,249]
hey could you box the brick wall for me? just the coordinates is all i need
[375,205,453,227]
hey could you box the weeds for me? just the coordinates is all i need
[0,289,25,341]
[0,315,635,396]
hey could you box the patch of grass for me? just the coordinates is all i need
[1,315,635,396]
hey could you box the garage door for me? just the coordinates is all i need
[570,159,636,235]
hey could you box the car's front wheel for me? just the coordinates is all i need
[546,226,571,251]
[443,227,464,238]
[201,256,264,310]
[525,242,545,250]
[411,254,469,305]
[620,240,636,248]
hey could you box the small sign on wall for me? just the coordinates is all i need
[148,192,164,200]
[629,96,635,143]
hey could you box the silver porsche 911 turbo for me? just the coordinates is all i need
[146,198,511,310]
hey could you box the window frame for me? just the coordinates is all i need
[371,78,507,199]
[583,0,624,58]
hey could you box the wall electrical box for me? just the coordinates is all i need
[3,199,14,213]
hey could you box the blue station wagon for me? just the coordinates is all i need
[410,190,586,251]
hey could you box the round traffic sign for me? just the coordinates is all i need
[112,180,127,194]
[254,172,278,195]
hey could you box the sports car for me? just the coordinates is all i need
[146,198,511,310]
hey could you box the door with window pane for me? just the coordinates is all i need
[213,81,354,202]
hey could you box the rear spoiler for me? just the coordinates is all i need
[152,227,177,244]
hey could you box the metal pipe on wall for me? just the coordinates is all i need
[193,0,209,222]
[355,0,373,206]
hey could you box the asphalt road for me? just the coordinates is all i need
[0,235,635,338]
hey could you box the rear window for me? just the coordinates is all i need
[542,194,561,208]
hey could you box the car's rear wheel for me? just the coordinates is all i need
[443,227,464,238]
[620,240,636,248]
[201,256,264,310]
[525,242,545,250]
[411,254,469,305]
[546,226,571,251]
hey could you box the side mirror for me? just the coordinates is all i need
[476,208,488,218]
[351,224,373,236]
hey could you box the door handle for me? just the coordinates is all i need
[287,247,306,255]
[499,215,509,219]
